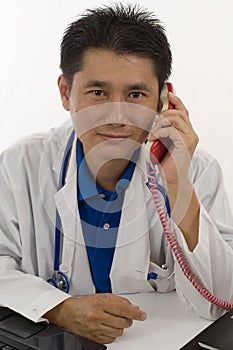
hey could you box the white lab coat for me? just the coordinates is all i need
[1,125,233,323]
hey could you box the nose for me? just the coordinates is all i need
[109,93,125,104]
[104,101,129,126]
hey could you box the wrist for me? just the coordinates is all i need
[166,182,200,251]
[166,180,193,222]
[175,187,200,251]
[43,296,74,327]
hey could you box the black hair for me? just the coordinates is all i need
[60,3,172,93]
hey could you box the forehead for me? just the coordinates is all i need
[78,48,158,85]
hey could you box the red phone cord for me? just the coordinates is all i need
[148,162,233,310]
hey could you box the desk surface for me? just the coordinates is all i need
[107,291,212,350]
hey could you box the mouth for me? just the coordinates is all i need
[98,133,131,142]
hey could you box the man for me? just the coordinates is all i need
[1,3,233,345]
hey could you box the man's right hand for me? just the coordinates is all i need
[43,293,147,344]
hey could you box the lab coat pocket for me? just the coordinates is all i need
[129,266,155,293]
[110,263,154,294]
[148,261,175,293]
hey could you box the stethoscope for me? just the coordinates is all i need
[47,130,75,293]
[46,130,170,293]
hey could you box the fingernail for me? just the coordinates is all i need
[141,312,147,321]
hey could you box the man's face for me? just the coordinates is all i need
[59,48,160,158]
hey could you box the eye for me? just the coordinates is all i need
[130,91,143,99]
[91,90,104,96]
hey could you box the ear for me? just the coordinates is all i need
[58,75,70,111]
[158,98,163,112]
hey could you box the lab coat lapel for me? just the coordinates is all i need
[110,147,154,294]
[114,145,151,247]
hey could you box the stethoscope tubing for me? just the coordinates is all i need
[54,130,75,272]
[47,130,75,293]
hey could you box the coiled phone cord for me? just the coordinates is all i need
[148,161,233,311]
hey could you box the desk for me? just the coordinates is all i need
[107,291,212,350]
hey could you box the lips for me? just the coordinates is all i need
[99,133,130,140]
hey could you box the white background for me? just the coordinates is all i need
[0,0,233,208]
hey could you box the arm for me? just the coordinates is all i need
[148,93,233,318]
[166,181,200,251]
[0,153,70,322]
[0,256,71,321]
[148,92,200,250]
[174,151,233,319]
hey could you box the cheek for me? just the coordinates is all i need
[79,130,93,144]
[133,128,149,143]
[146,98,160,113]
[79,130,102,154]
[69,90,89,114]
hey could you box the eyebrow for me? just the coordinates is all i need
[84,80,108,88]
[84,80,152,91]
[127,83,151,92]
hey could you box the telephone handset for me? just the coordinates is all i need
[147,82,174,163]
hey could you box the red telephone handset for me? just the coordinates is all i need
[147,82,174,163]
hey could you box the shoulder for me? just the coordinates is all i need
[0,125,72,172]
[190,147,223,183]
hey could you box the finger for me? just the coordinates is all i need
[103,294,141,311]
[78,326,117,345]
[100,324,125,338]
[149,117,188,141]
[112,294,133,305]
[88,331,117,345]
[159,109,191,128]
[94,334,117,345]
[88,323,125,344]
[161,92,190,125]
[91,294,147,324]
[168,92,187,111]
[155,115,173,129]
[102,312,133,329]
[151,125,185,146]
[148,116,173,141]
[153,110,188,130]
[104,300,147,321]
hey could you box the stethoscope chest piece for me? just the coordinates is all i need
[47,271,70,293]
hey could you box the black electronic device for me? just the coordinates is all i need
[0,306,107,350]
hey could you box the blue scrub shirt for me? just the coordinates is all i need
[76,139,139,293]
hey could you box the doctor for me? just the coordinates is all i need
[1,3,233,345]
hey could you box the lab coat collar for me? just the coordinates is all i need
[52,127,74,175]
[136,143,150,184]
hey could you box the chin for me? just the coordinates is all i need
[101,143,140,162]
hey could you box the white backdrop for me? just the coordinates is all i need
[0,0,233,208]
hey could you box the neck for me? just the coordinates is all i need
[86,158,131,192]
